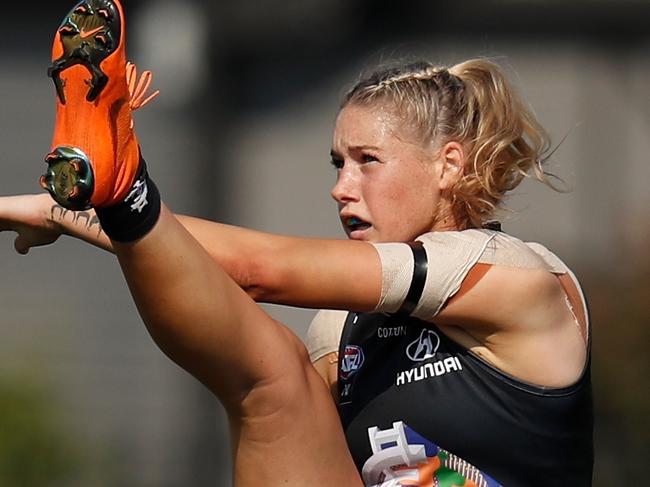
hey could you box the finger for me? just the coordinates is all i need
[14,235,30,255]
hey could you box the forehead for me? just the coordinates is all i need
[332,103,426,153]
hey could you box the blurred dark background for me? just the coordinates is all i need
[1,0,648,485]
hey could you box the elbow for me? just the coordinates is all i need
[231,236,300,305]
[237,255,277,303]
[242,282,267,302]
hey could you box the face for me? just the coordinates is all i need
[330,103,449,243]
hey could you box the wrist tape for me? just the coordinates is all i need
[95,156,161,242]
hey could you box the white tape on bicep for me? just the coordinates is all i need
[371,242,415,314]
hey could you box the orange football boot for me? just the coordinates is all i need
[41,0,158,210]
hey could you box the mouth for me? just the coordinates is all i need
[343,216,372,238]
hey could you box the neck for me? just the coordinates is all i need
[430,201,469,232]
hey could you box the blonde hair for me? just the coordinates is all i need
[342,58,553,229]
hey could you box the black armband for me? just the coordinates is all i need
[95,156,161,242]
[395,241,428,317]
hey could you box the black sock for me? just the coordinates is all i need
[95,155,162,242]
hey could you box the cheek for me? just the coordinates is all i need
[374,170,440,240]
[386,167,433,210]
[367,179,422,238]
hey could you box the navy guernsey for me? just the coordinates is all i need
[337,311,593,487]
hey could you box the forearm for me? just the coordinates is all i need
[41,193,381,311]
[139,214,383,311]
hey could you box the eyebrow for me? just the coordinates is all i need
[350,145,381,152]
[330,145,381,157]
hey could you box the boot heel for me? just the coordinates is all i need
[41,146,95,210]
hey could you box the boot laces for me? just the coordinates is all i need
[126,62,160,111]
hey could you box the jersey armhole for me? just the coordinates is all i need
[557,273,589,345]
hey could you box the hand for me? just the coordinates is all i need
[0,194,62,254]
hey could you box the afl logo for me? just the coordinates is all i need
[340,345,365,380]
[406,329,440,362]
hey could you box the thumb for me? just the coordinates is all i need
[14,234,31,255]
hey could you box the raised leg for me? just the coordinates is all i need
[41,1,363,485]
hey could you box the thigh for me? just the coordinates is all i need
[228,321,362,487]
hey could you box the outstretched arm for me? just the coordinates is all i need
[0,193,548,326]
[0,193,382,311]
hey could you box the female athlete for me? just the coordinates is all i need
[0,1,593,485]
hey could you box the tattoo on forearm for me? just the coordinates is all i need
[50,204,69,222]
[50,204,103,238]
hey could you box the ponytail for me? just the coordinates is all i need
[448,59,551,227]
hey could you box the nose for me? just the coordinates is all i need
[330,164,359,204]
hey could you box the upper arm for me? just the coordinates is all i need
[371,230,578,333]
[435,264,566,330]
[371,229,494,320]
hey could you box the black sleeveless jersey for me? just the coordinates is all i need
[337,312,593,487]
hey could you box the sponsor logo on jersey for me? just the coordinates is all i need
[340,345,365,380]
[406,329,440,362]
[377,325,408,338]
[396,356,463,386]
[397,328,462,386]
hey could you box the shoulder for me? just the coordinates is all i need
[370,229,497,317]
[418,229,573,273]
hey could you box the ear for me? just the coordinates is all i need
[438,141,465,190]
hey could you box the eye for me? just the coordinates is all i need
[330,157,344,170]
[362,153,379,163]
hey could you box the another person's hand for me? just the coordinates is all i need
[0,194,62,254]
